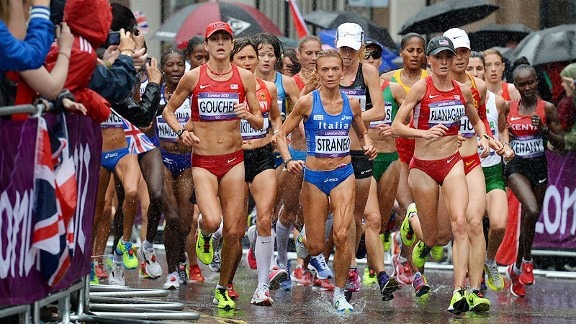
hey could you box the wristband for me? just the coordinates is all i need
[283,158,293,169]
[176,128,186,138]
[482,134,491,140]
[273,130,280,135]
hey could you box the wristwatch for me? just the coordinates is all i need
[176,128,185,138]
[284,158,293,168]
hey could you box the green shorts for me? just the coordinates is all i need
[373,152,399,181]
[483,163,505,193]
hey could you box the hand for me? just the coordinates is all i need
[180,130,200,147]
[103,45,120,64]
[132,29,146,50]
[118,28,136,53]
[285,159,305,175]
[146,57,162,84]
[376,124,393,138]
[132,48,148,72]
[62,98,87,115]
[363,145,377,160]
[271,132,279,147]
[457,133,465,147]
[423,124,447,139]
[56,22,74,54]
[478,136,490,158]
[234,102,251,120]
[503,146,515,162]
[490,138,505,155]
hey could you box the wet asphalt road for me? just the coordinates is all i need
[104,250,576,324]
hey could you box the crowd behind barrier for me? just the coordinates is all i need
[0,109,101,306]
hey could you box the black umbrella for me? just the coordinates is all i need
[303,10,396,49]
[469,23,532,51]
[512,24,576,66]
[399,0,499,35]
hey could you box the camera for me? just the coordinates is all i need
[107,31,121,46]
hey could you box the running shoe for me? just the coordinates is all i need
[268,266,289,290]
[313,278,335,291]
[214,287,235,310]
[308,254,334,279]
[295,227,309,259]
[209,249,221,272]
[247,225,258,269]
[90,262,99,285]
[115,241,138,270]
[176,262,188,285]
[484,263,504,291]
[247,248,257,270]
[300,270,314,286]
[362,267,378,286]
[279,263,292,291]
[333,293,353,314]
[291,265,304,282]
[412,272,430,297]
[519,261,535,285]
[137,246,162,279]
[227,283,240,299]
[447,288,470,315]
[506,264,526,297]
[412,241,430,269]
[346,268,360,292]
[163,272,180,290]
[378,271,399,301]
[108,262,125,286]
[196,230,214,265]
[430,245,444,262]
[188,264,205,283]
[380,231,391,252]
[400,203,417,246]
[95,262,108,279]
[392,253,413,285]
[466,289,490,312]
[251,286,274,306]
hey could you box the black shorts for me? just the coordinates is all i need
[244,143,275,183]
[351,150,373,179]
[505,155,548,187]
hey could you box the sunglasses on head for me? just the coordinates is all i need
[364,51,382,60]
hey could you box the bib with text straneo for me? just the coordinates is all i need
[314,129,351,158]
[197,92,239,121]
[511,135,545,158]
[156,100,191,141]
[341,88,367,111]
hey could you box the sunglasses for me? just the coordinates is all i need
[364,51,382,60]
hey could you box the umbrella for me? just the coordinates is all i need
[318,29,399,73]
[154,2,282,48]
[511,24,576,66]
[399,0,499,35]
[469,23,532,51]
[303,10,396,49]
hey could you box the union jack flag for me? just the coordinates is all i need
[122,117,156,155]
[133,10,149,34]
[32,116,72,286]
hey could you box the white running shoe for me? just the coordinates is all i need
[250,286,273,306]
[137,247,162,279]
[333,293,353,314]
[295,226,309,259]
[108,262,125,286]
[163,272,180,290]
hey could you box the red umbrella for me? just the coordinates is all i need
[154,2,282,48]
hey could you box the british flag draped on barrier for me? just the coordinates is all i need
[0,113,101,305]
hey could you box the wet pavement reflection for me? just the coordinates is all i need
[121,251,576,323]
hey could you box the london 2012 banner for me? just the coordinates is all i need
[0,113,101,305]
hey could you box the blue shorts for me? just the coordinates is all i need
[289,145,307,162]
[101,147,130,172]
[303,163,354,196]
[161,150,192,178]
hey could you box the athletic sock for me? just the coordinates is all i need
[275,221,290,268]
[256,235,274,287]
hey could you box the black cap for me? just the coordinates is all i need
[426,36,456,56]
[364,40,383,53]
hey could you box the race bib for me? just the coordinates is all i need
[197,92,239,121]
[511,136,545,158]
[428,100,465,128]
[315,130,350,158]
[157,102,191,141]
[342,89,366,111]
[101,111,124,128]
[241,112,270,140]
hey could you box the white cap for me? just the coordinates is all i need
[443,28,470,50]
[336,23,364,51]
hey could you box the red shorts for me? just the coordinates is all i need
[396,137,415,164]
[409,151,462,185]
[462,154,481,175]
[192,150,244,180]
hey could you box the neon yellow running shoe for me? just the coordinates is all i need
[430,245,444,261]
[466,289,490,312]
[380,231,391,252]
[90,262,99,285]
[412,241,430,269]
[213,287,236,310]
[400,203,417,246]
[196,229,214,265]
[362,267,378,285]
[115,241,138,270]
[447,288,469,315]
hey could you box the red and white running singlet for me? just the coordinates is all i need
[508,99,547,158]
[241,79,271,140]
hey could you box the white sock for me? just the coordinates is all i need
[334,286,345,298]
[485,258,495,267]
[269,228,278,269]
[213,220,223,240]
[256,235,274,287]
[398,255,408,263]
[275,221,290,268]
